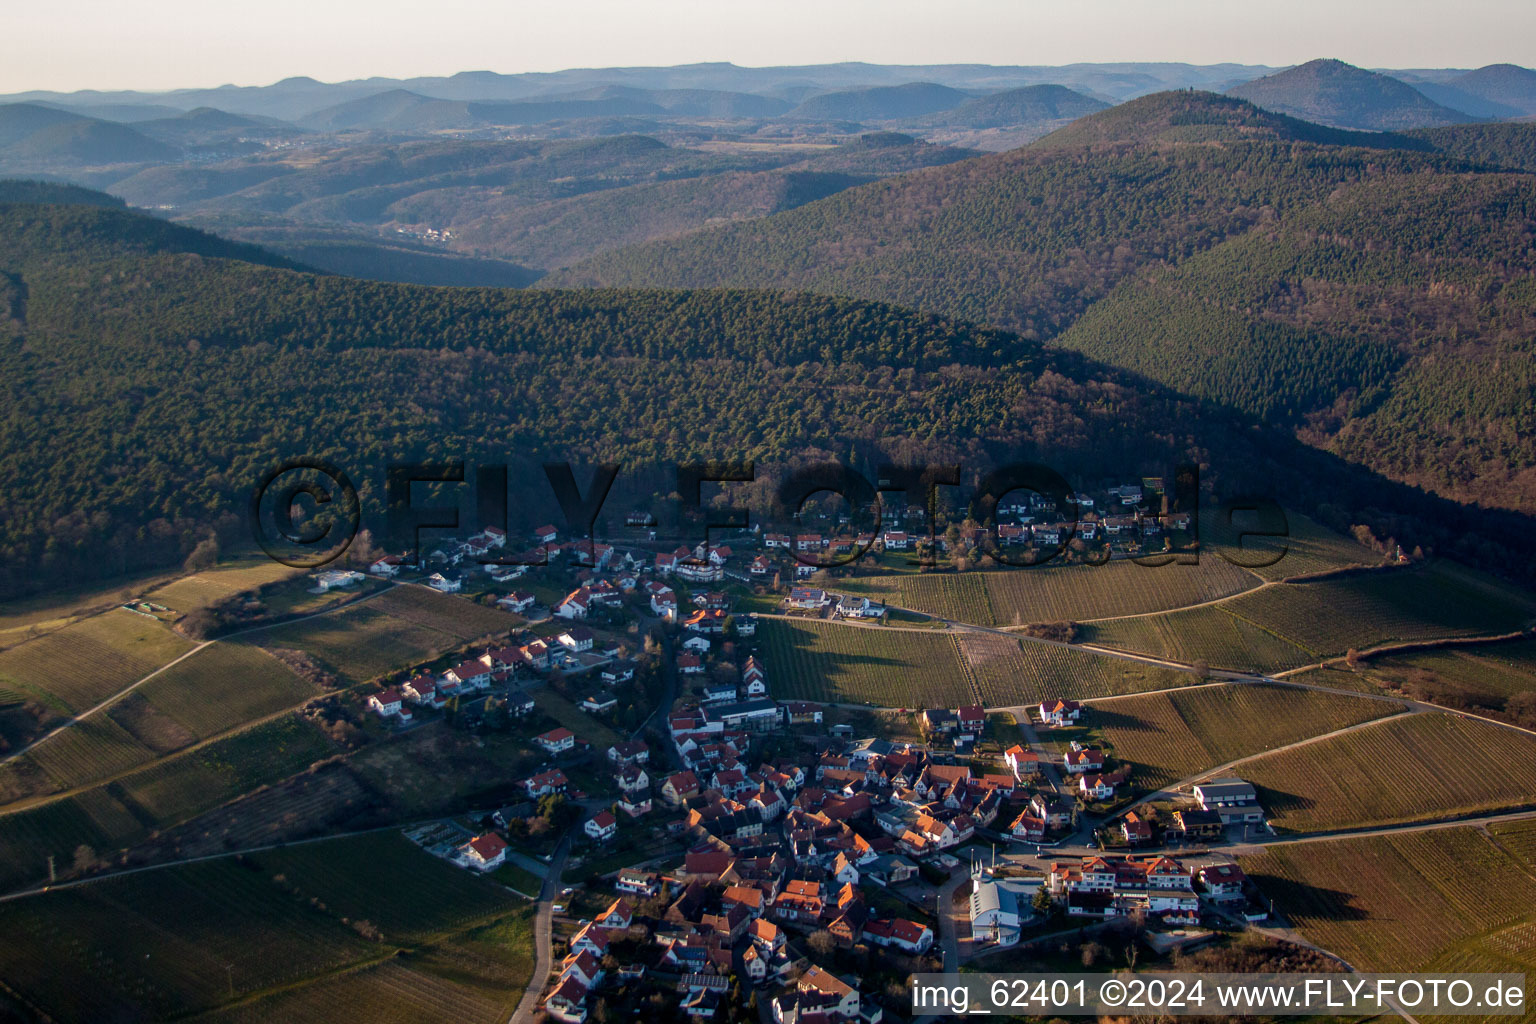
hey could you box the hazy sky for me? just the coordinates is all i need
[4,0,1533,94]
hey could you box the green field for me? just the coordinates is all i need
[249,606,449,682]
[758,618,974,707]
[0,609,195,712]
[1089,683,1402,789]
[1241,713,1536,832]
[0,832,531,1023]
[0,566,184,646]
[956,632,1190,706]
[532,688,622,749]
[1083,603,1316,674]
[1243,826,1536,981]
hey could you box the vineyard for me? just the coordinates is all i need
[0,832,530,1023]
[1090,683,1402,789]
[1358,637,1536,708]
[134,643,320,741]
[116,714,336,826]
[147,561,305,614]
[252,604,466,683]
[757,618,974,707]
[1242,827,1536,976]
[1221,561,1536,657]
[985,556,1258,625]
[5,644,323,803]
[1489,817,1536,867]
[0,609,194,712]
[367,585,522,638]
[841,573,995,625]
[841,555,1261,627]
[1240,713,1536,832]
[21,715,157,793]
[0,715,338,893]
[1241,513,1380,581]
[955,632,1189,706]
[1083,604,1315,674]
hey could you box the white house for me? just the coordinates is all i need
[555,588,590,620]
[497,590,536,614]
[1003,744,1041,780]
[535,727,576,754]
[585,810,618,842]
[426,572,461,593]
[367,688,405,717]
[459,833,508,871]
[1038,698,1082,726]
[314,569,365,591]
[864,917,933,954]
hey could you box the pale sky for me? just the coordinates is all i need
[3,0,1532,94]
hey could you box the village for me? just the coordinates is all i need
[314,482,1285,1024]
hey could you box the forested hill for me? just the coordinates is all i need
[541,91,1461,338]
[3,189,1532,598]
[1053,171,1536,513]
[541,93,1536,517]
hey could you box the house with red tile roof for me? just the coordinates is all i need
[459,832,508,871]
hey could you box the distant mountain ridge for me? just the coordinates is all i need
[541,88,1536,516]
[1228,58,1480,130]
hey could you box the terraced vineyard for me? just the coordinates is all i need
[1222,561,1536,657]
[1083,604,1315,674]
[758,618,973,707]
[1090,683,1401,789]
[1243,827,1536,977]
[0,609,195,711]
[955,632,1189,706]
[1241,713,1536,832]
[0,832,531,1023]
[147,562,305,613]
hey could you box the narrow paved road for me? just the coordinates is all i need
[509,832,571,1024]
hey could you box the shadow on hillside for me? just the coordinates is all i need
[1245,873,1368,922]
